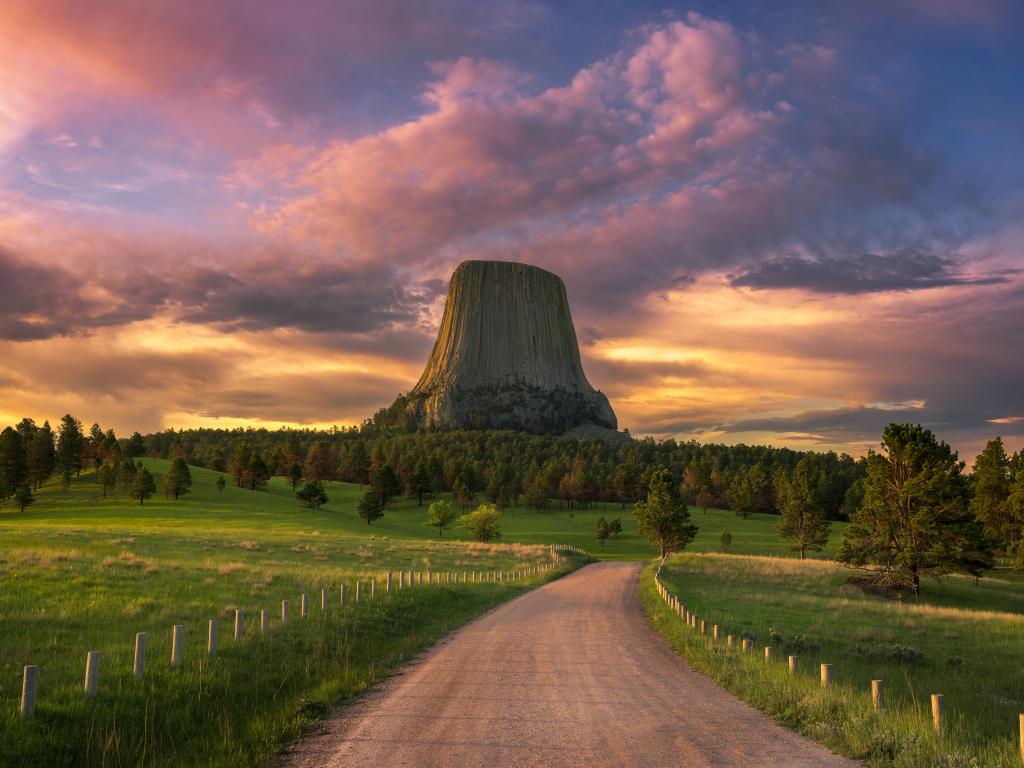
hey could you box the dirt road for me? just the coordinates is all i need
[282,562,859,767]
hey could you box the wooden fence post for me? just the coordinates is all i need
[820,663,832,688]
[133,632,147,678]
[234,610,244,641]
[208,619,219,655]
[371,579,376,598]
[764,646,773,661]
[742,638,751,653]
[301,593,308,618]
[321,588,329,613]
[386,572,392,593]
[84,651,99,699]
[1018,713,1023,765]
[20,665,38,719]
[931,694,944,733]
[171,624,184,667]
[355,581,362,602]
[282,599,290,625]
[260,609,269,636]
[872,680,884,712]
[788,655,798,674]
[340,584,347,609]
[727,635,735,648]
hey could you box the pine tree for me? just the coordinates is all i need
[246,454,270,490]
[775,458,829,559]
[633,468,698,559]
[286,462,303,491]
[358,489,384,524]
[134,467,156,505]
[303,441,334,483]
[409,462,432,506]
[15,483,34,513]
[56,414,84,477]
[28,421,55,490]
[971,437,1012,545]
[373,464,402,507]
[163,457,193,500]
[0,427,27,499]
[297,481,328,510]
[837,424,992,594]
[98,463,116,498]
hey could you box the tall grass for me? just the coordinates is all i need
[644,554,1024,767]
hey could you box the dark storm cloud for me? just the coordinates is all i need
[729,250,1016,294]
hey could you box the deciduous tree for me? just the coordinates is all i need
[425,500,457,536]
[459,504,501,542]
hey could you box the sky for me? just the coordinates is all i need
[1,0,1022,461]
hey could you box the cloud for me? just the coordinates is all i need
[729,249,1016,294]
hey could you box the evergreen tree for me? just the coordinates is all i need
[409,462,433,506]
[633,468,698,559]
[286,461,303,491]
[98,463,116,498]
[304,441,334,482]
[372,464,402,507]
[297,480,328,510]
[775,458,829,559]
[134,467,156,505]
[216,475,226,494]
[123,457,136,490]
[246,453,270,490]
[836,424,993,594]
[28,421,55,490]
[1003,469,1024,569]
[971,437,1012,545]
[229,445,250,487]
[425,500,457,536]
[163,457,193,499]
[339,440,371,484]
[56,414,85,478]
[15,483,34,512]
[357,488,384,524]
[0,427,27,499]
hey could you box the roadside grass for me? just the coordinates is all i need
[0,464,575,768]
[643,553,1024,767]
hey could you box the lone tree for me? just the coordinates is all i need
[459,503,501,542]
[15,483,34,513]
[719,530,732,553]
[836,423,993,595]
[134,467,156,505]
[216,475,226,494]
[358,489,384,524]
[297,480,328,510]
[775,458,829,559]
[609,518,623,538]
[372,464,402,507]
[98,463,116,498]
[425,500,457,536]
[596,517,611,548]
[286,461,304,491]
[163,457,193,500]
[633,468,698,559]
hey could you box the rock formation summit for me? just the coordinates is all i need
[403,260,617,434]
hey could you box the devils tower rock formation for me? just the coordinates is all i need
[399,260,616,434]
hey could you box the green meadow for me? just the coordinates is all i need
[646,553,1024,767]
[0,460,574,768]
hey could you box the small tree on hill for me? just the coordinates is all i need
[720,530,732,553]
[358,489,384,524]
[596,517,610,548]
[609,518,622,538]
[459,504,501,542]
[98,463,116,498]
[425,500,457,536]
[836,423,993,595]
[15,483,34,512]
[134,467,156,505]
[216,475,226,494]
[775,458,829,559]
[297,481,328,510]
[372,464,402,507]
[286,461,303,491]
[163,457,193,500]
[633,469,698,559]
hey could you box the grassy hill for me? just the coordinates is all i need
[647,554,1024,767]
[0,461,575,768]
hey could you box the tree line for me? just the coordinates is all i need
[0,415,191,508]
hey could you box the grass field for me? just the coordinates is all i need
[646,553,1024,767]
[0,461,576,768]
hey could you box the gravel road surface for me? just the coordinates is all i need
[282,561,859,768]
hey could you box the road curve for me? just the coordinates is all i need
[282,562,859,768]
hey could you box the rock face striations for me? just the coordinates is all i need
[402,260,617,434]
